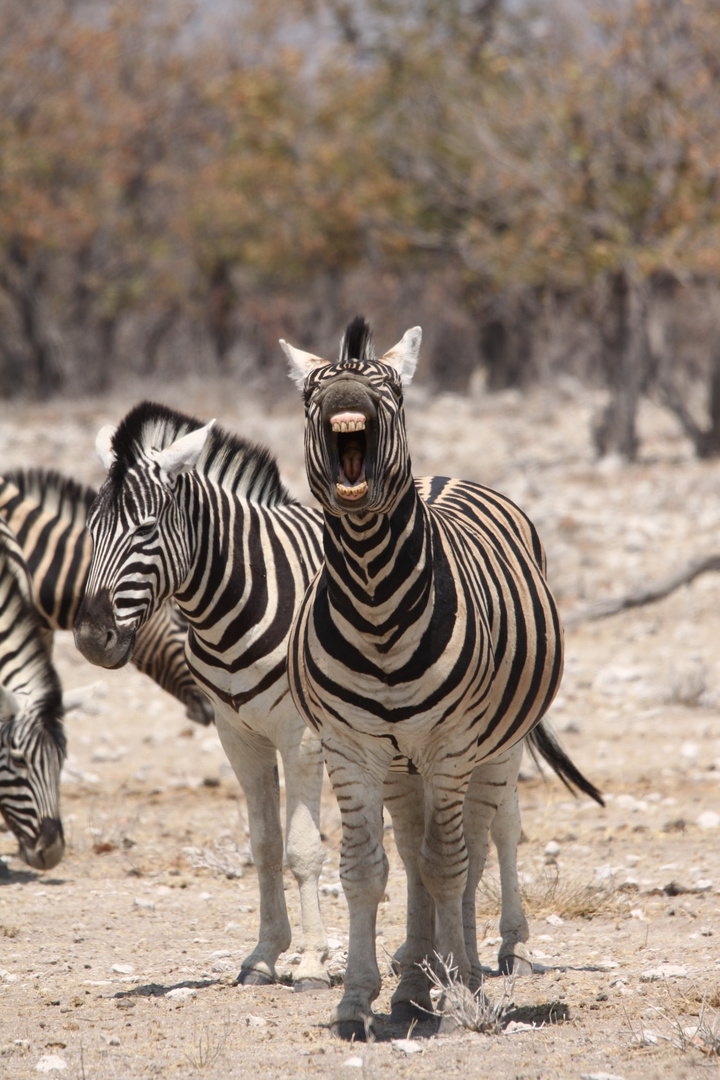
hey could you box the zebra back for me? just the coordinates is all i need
[1,469,95,630]
[0,469,213,724]
[0,518,66,870]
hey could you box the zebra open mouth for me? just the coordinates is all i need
[331,412,368,501]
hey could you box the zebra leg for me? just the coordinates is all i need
[279,725,330,991]
[214,713,292,985]
[464,742,531,983]
[323,741,391,1040]
[417,758,474,984]
[491,748,532,976]
[462,762,496,988]
[383,771,436,1023]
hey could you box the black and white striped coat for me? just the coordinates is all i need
[72,399,598,1002]
[0,517,66,870]
[0,469,213,725]
[73,403,329,989]
[282,316,574,1036]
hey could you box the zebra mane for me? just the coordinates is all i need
[110,401,296,506]
[4,468,96,529]
[340,316,376,363]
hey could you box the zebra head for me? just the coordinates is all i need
[0,679,66,872]
[281,316,422,516]
[0,523,66,870]
[74,402,215,670]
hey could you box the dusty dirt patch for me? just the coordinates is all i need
[0,378,719,1079]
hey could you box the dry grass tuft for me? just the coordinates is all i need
[478,867,623,920]
[417,953,515,1034]
[182,838,250,879]
[649,986,720,1058]
[183,1021,232,1070]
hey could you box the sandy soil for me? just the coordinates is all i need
[0,374,719,1079]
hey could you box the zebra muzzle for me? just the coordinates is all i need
[74,590,136,669]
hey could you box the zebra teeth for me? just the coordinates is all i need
[330,413,366,434]
[336,480,368,501]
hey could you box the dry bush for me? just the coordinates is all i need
[183,1021,233,1070]
[478,867,623,920]
[417,953,516,1034]
[649,986,720,1058]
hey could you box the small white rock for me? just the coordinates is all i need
[133,898,155,911]
[112,964,135,975]
[545,913,564,927]
[641,964,688,982]
[36,1055,68,1073]
[544,840,561,857]
[631,1029,658,1046]
[343,1056,364,1068]
[693,879,713,892]
[211,959,236,973]
[680,741,699,761]
[165,987,197,1002]
[697,811,720,830]
[581,1073,627,1080]
[244,1014,267,1027]
[391,1039,423,1054]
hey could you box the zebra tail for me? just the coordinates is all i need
[527,720,605,807]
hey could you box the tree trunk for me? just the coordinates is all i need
[0,246,63,399]
[592,267,648,461]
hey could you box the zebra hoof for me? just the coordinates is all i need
[498,946,533,977]
[331,1019,374,1042]
[293,977,331,993]
[390,1000,433,1025]
[236,969,274,986]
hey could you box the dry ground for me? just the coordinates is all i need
[0,373,719,1079]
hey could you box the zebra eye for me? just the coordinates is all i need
[9,750,27,769]
[134,520,156,539]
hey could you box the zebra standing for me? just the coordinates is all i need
[282,316,573,1037]
[71,400,599,999]
[0,469,213,725]
[72,404,330,990]
[0,517,66,870]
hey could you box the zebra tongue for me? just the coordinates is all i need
[340,436,364,485]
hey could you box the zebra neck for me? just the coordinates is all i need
[322,482,431,610]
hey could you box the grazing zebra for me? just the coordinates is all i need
[0,518,66,870]
[282,315,583,1037]
[0,469,213,725]
[72,399,600,1004]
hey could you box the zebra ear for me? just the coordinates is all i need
[151,420,216,481]
[0,684,19,722]
[380,326,422,386]
[96,425,117,471]
[280,339,327,390]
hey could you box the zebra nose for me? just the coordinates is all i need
[74,590,135,669]
[22,817,65,871]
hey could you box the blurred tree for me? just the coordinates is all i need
[1,0,720,447]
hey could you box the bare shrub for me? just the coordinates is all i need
[416,953,516,1034]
